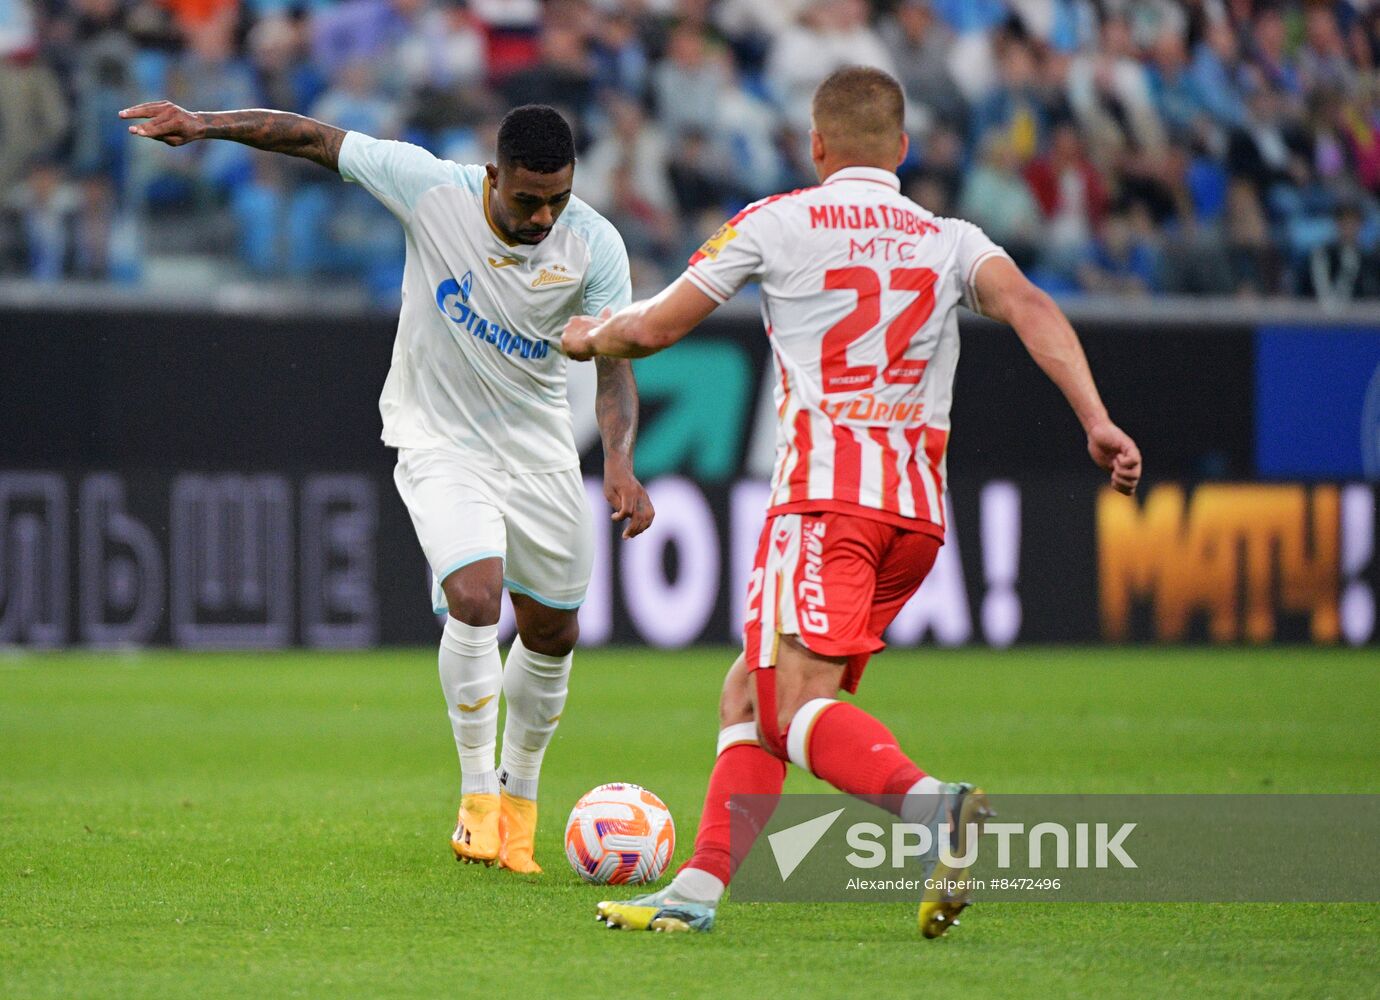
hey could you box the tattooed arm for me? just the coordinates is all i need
[595,356,654,539]
[120,101,345,171]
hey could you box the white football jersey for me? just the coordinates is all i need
[683,166,1010,536]
[339,131,632,473]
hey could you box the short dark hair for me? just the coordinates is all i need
[811,66,905,153]
[496,105,575,173]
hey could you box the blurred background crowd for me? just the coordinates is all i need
[3,0,1380,306]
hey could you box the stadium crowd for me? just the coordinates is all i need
[3,0,1380,305]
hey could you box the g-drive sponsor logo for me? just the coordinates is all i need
[798,519,829,632]
[436,271,551,361]
[766,810,1136,883]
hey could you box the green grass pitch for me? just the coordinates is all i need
[2,646,1376,998]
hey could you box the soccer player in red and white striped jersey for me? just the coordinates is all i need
[563,67,1141,938]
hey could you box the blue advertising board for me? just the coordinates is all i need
[1256,326,1380,479]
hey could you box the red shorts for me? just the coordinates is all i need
[742,509,941,693]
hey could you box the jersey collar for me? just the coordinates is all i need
[823,166,902,191]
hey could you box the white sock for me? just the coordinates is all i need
[497,636,571,802]
[900,775,946,826]
[439,616,501,797]
[668,866,726,905]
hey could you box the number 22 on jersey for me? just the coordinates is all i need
[820,266,937,394]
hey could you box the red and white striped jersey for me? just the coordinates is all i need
[683,166,1010,537]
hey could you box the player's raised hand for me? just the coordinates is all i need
[1087,420,1142,495]
[120,101,205,147]
[603,459,654,540]
[562,311,607,361]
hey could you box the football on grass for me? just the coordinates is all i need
[564,782,675,885]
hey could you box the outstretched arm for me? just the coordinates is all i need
[595,356,654,539]
[973,256,1143,495]
[120,101,345,171]
[562,277,719,361]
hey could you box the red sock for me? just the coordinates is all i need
[805,703,926,812]
[680,743,787,884]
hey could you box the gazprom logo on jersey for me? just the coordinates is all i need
[436,271,550,361]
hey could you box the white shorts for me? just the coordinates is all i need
[393,448,594,614]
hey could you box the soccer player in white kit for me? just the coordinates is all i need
[564,68,1141,936]
[122,100,654,874]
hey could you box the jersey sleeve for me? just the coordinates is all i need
[950,218,1013,314]
[337,131,466,222]
[581,217,633,316]
[681,209,769,304]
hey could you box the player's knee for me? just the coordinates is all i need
[755,714,789,759]
[719,689,753,728]
[718,669,753,728]
[759,689,817,761]
[442,577,502,626]
[519,615,579,657]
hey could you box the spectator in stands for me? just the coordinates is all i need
[767,0,894,131]
[232,155,291,277]
[713,0,812,70]
[0,14,69,193]
[1078,203,1161,296]
[576,94,676,269]
[1227,85,1309,206]
[906,170,953,218]
[394,0,488,93]
[1024,121,1107,275]
[1067,14,1166,164]
[9,159,78,281]
[248,14,326,117]
[1302,201,1380,306]
[1190,17,1251,131]
[8,0,1380,302]
[311,0,421,84]
[310,58,400,140]
[970,36,1047,165]
[1119,0,1186,53]
[166,15,259,191]
[653,22,728,141]
[502,23,596,140]
[1336,85,1380,194]
[668,128,749,216]
[395,1,491,137]
[959,132,1041,266]
[1307,88,1356,191]
[879,0,967,131]
[1299,3,1356,96]
[918,123,964,209]
[706,60,783,199]
[1147,27,1206,142]
[715,0,814,42]
[590,11,649,100]
[1250,5,1302,101]
[66,0,140,182]
[1222,177,1284,296]
[1355,6,1380,73]
[71,172,116,279]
